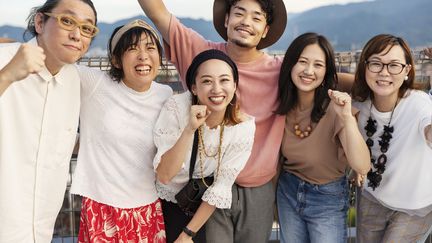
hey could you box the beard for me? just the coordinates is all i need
[232,38,255,49]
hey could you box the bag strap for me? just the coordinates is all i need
[189,130,199,179]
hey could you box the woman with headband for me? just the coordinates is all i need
[70,19,172,242]
[153,49,255,242]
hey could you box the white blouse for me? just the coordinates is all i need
[71,66,173,208]
[153,92,255,209]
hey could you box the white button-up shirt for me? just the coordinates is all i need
[0,38,80,242]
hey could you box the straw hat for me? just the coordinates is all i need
[213,0,287,49]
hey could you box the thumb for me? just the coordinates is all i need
[203,109,211,120]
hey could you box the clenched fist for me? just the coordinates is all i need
[7,43,46,82]
[188,105,211,131]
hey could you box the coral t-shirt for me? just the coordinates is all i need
[164,16,285,187]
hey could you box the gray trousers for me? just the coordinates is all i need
[206,181,275,243]
[357,190,432,243]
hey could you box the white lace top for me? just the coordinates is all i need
[153,92,255,209]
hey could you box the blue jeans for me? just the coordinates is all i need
[277,171,349,243]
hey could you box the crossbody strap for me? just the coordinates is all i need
[188,130,199,179]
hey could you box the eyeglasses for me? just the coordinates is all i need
[365,60,408,75]
[44,12,99,38]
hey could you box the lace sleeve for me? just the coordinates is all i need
[202,119,255,208]
[153,96,183,171]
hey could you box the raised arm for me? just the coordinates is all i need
[328,90,371,175]
[156,125,195,185]
[137,0,171,43]
[0,43,45,96]
[155,102,211,184]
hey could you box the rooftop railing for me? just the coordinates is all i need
[52,52,432,242]
[76,51,432,93]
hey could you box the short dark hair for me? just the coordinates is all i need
[276,32,338,123]
[24,0,98,40]
[351,34,416,102]
[227,0,274,25]
[107,26,164,82]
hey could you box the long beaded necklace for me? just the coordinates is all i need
[197,121,224,187]
[364,100,397,190]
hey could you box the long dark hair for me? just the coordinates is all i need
[351,34,416,102]
[107,26,164,82]
[276,32,337,123]
[24,0,97,40]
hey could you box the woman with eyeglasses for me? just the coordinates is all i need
[70,19,172,242]
[351,34,432,242]
[0,0,97,242]
[275,32,370,243]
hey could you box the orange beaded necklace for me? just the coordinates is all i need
[293,123,312,138]
[293,107,313,139]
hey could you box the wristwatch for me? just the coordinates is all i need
[182,226,197,238]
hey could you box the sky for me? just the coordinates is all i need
[0,0,369,27]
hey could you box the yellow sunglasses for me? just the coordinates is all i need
[44,12,99,38]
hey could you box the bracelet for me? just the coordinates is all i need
[182,226,197,238]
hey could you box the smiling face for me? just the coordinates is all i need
[35,0,96,74]
[291,44,327,96]
[192,59,237,118]
[365,45,411,101]
[224,0,269,49]
[119,32,161,92]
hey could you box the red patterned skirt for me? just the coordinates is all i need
[78,197,166,243]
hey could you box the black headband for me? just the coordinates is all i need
[185,49,239,92]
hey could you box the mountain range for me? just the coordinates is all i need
[1,0,430,53]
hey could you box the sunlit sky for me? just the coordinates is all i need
[0,0,369,27]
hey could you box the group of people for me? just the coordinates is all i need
[0,0,431,243]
